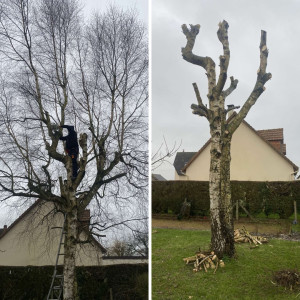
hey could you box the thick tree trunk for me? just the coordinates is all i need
[209,112,235,258]
[220,135,235,257]
[209,114,224,257]
[63,204,78,300]
[63,157,78,300]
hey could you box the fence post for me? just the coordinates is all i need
[236,200,239,221]
[294,200,298,224]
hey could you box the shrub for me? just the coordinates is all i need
[152,180,298,218]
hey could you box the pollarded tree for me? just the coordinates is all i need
[181,21,271,258]
[0,0,148,299]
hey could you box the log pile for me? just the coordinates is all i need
[234,228,268,246]
[183,251,224,273]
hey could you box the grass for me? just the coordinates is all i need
[152,228,300,300]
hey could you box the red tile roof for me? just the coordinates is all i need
[257,128,283,141]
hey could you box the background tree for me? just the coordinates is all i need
[108,227,148,257]
[152,136,181,171]
[0,0,148,299]
[181,21,271,257]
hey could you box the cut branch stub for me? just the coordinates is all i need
[191,104,208,117]
[192,82,204,106]
[215,20,230,97]
[258,30,268,76]
[191,82,210,119]
[181,24,212,70]
[223,76,238,98]
[217,20,229,44]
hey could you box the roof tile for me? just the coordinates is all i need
[257,128,283,141]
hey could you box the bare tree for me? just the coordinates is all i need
[181,21,271,257]
[108,227,148,257]
[0,0,148,299]
[108,238,134,256]
[152,136,181,171]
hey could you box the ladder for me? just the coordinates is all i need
[47,213,66,300]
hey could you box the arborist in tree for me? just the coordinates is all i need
[59,125,79,180]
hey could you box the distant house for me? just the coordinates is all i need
[152,173,167,181]
[174,120,298,182]
[0,200,147,266]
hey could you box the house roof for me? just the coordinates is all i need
[257,128,286,155]
[0,199,107,253]
[257,128,283,141]
[152,174,167,181]
[180,119,298,174]
[173,152,197,175]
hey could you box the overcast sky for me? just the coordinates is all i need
[152,0,300,180]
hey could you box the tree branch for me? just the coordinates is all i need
[229,30,272,133]
[190,82,210,118]
[181,24,208,68]
[223,76,239,98]
[181,23,216,103]
[215,20,230,97]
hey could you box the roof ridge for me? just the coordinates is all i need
[181,119,298,173]
[0,200,107,253]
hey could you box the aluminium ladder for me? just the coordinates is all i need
[47,213,66,300]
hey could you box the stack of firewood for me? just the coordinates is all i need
[234,228,268,245]
[183,251,224,273]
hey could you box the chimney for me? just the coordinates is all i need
[78,210,90,231]
[4,225,7,230]
[227,104,235,118]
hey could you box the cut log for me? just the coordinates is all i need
[234,227,268,246]
[183,251,224,273]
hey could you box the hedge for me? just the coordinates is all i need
[0,264,148,300]
[152,180,300,218]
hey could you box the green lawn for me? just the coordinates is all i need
[152,228,300,300]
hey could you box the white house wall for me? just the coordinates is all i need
[0,202,103,266]
[182,145,210,181]
[183,122,294,181]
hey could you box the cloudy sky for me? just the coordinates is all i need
[152,0,300,180]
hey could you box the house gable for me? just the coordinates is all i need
[173,152,196,176]
[230,122,296,180]
[0,200,105,266]
[180,120,298,181]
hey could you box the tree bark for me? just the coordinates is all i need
[63,157,78,300]
[209,105,235,258]
[63,199,78,299]
[220,134,235,257]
